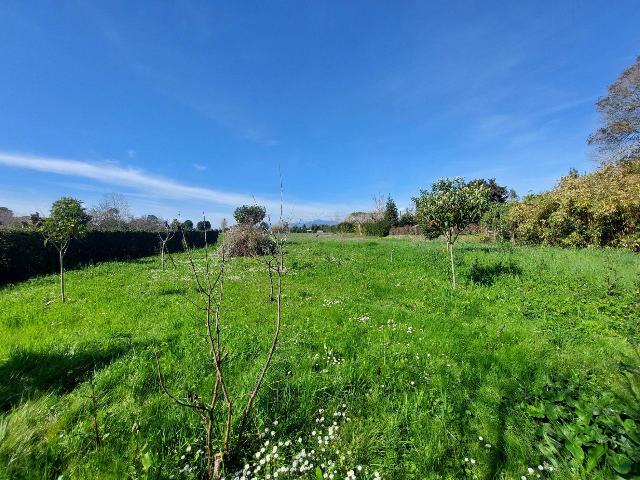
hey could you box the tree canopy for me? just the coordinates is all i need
[234,205,266,226]
[41,197,90,248]
[467,178,509,203]
[588,56,640,163]
[383,196,399,226]
[182,219,194,231]
[413,178,490,241]
[196,220,212,231]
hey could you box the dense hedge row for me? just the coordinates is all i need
[508,159,640,250]
[0,230,218,285]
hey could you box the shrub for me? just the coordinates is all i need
[480,203,515,241]
[363,220,391,237]
[509,159,640,249]
[222,225,275,257]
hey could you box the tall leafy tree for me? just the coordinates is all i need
[413,178,489,288]
[588,56,640,163]
[383,196,399,226]
[41,197,90,302]
[468,178,509,203]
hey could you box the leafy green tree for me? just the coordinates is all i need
[383,196,399,226]
[413,178,489,288]
[182,219,194,231]
[397,208,416,227]
[41,197,90,302]
[30,212,43,227]
[480,203,514,242]
[196,220,212,231]
[588,56,640,164]
[170,218,181,231]
[468,178,509,203]
[234,205,266,226]
[237,205,267,226]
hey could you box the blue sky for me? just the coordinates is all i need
[1,1,639,224]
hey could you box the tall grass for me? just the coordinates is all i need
[0,235,638,478]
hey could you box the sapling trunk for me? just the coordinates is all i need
[447,241,456,289]
[59,249,65,302]
[90,381,101,446]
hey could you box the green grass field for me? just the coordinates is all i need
[1,235,639,479]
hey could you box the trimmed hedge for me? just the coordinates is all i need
[362,220,392,237]
[0,230,218,285]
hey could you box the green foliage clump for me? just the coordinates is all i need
[397,209,416,227]
[181,219,194,231]
[41,197,90,247]
[413,178,490,240]
[509,159,640,250]
[383,196,399,226]
[234,205,267,226]
[362,220,391,237]
[525,364,640,478]
[480,203,515,241]
[468,178,510,203]
[196,220,211,231]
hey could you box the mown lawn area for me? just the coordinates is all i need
[1,234,639,479]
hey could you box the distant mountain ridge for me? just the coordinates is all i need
[291,219,340,227]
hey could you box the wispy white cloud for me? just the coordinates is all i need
[0,151,354,220]
[192,163,207,172]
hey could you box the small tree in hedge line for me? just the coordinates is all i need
[397,208,416,227]
[383,196,399,226]
[196,220,212,231]
[41,197,90,302]
[169,218,181,231]
[413,177,489,288]
[182,219,194,231]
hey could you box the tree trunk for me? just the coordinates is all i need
[59,250,65,302]
[161,244,165,270]
[447,241,456,289]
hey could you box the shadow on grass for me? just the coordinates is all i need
[468,259,522,286]
[0,340,143,411]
